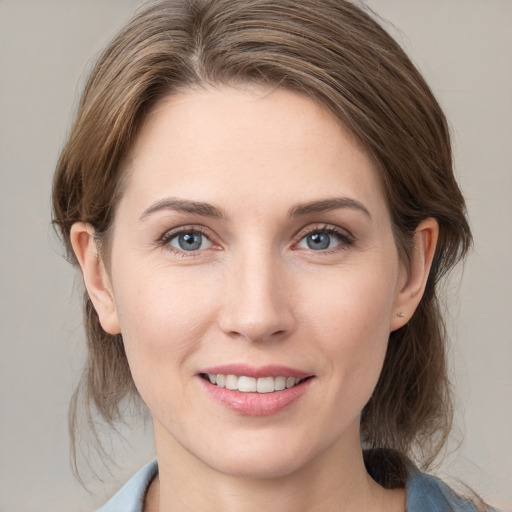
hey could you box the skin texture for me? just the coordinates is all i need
[71,86,438,512]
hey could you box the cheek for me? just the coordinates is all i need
[302,265,397,400]
[111,262,219,388]
[304,264,396,345]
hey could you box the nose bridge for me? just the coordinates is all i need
[219,243,294,342]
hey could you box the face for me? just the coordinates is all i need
[86,86,415,478]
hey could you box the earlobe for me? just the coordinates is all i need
[390,218,439,331]
[70,222,121,335]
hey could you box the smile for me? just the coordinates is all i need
[201,373,306,393]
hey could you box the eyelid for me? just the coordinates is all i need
[294,223,354,241]
[291,224,355,251]
[155,222,354,256]
[157,224,221,254]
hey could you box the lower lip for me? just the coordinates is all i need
[199,377,313,416]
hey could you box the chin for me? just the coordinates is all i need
[208,452,309,480]
[191,431,325,480]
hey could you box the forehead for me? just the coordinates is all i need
[120,85,387,220]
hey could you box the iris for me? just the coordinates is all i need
[306,232,331,250]
[177,232,203,251]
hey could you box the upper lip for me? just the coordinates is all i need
[198,364,312,379]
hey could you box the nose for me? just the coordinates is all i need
[218,247,295,343]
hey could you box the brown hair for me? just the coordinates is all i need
[53,0,471,480]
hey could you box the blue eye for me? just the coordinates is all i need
[296,228,351,251]
[168,231,212,251]
[305,232,332,250]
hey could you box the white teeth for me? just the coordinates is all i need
[205,374,305,393]
[286,377,296,389]
[238,376,257,392]
[225,374,238,390]
[256,377,275,393]
[274,376,286,391]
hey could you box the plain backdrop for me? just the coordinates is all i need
[1,1,511,510]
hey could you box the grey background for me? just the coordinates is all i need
[1,1,511,510]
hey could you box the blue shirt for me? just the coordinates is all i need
[96,460,495,512]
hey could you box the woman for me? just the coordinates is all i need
[52,0,496,510]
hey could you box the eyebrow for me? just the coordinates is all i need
[289,197,371,219]
[139,196,371,221]
[140,198,226,220]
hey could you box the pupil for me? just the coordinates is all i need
[307,232,330,250]
[179,232,202,251]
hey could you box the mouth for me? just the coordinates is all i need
[199,373,312,393]
[198,366,315,415]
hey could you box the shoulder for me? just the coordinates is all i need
[95,460,158,512]
[407,469,497,512]
[363,449,498,512]
[407,470,473,512]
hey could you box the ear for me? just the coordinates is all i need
[390,218,439,331]
[70,222,121,335]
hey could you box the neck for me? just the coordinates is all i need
[146,421,405,512]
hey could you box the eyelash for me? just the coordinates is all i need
[156,224,355,257]
[157,225,216,257]
[292,225,355,254]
